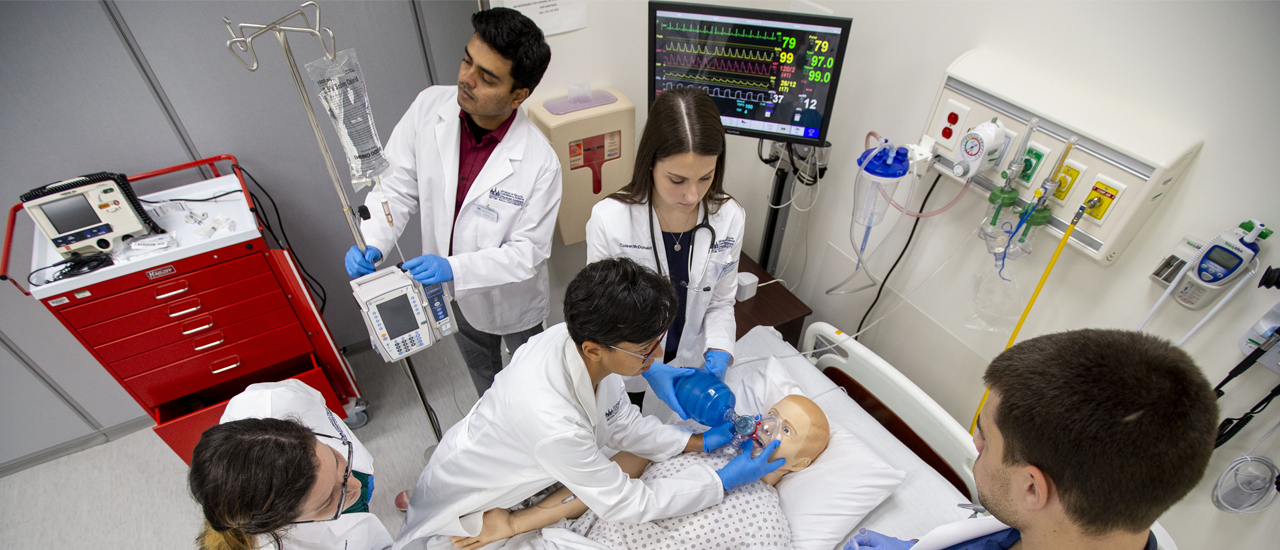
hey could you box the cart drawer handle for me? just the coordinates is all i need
[194,336,225,351]
[211,356,241,374]
[168,301,202,318]
[155,282,189,299]
[181,318,215,335]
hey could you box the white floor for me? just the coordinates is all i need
[0,339,481,549]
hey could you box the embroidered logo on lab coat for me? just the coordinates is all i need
[489,189,525,207]
[620,243,652,251]
[604,396,626,422]
[712,237,736,253]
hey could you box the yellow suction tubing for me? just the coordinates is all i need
[967,157,1095,434]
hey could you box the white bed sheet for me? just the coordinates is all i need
[733,326,971,541]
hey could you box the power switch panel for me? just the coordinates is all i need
[1050,159,1089,203]
[935,99,970,149]
[1083,174,1126,224]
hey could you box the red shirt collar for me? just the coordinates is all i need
[460,109,516,145]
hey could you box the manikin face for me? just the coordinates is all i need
[973,391,1022,529]
[651,152,716,215]
[456,34,528,121]
[750,395,828,475]
[296,440,362,522]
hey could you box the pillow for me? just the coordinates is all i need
[733,357,907,550]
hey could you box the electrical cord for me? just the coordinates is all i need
[27,252,113,286]
[1216,330,1280,397]
[233,164,328,314]
[1218,382,1280,448]
[138,190,243,204]
[857,173,943,335]
[757,139,779,164]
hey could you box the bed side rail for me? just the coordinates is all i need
[803,322,978,502]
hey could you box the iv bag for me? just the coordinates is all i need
[306,49,390,191]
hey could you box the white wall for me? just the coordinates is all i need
[536,0,1280,546]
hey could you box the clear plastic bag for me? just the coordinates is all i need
[306,49,390,190]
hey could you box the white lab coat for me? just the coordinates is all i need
[585,198,744,389]
[220,379,392,550]
[905,515,1172,550]
[362,86,563,335]
[395,323,725,548]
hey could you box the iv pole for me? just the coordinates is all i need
[223,2,443,440]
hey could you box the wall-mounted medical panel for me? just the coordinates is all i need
[923,49,1202,266]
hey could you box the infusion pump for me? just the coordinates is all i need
[351,268,456,362]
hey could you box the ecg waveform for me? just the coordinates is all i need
[664,42,773,62]
[662,82,767,102]
[663,72,768,89]
[659,21,781,41]
[661,54,773,76]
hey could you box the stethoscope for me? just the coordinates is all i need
[649,200,716,292]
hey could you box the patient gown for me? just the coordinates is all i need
[564,452,790,550]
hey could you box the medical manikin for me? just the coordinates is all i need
[448,395,831,550]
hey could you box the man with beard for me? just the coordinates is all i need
[345,7,560,398]
[849,329,1217,550]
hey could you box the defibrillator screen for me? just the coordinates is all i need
[40,194,100,235]
[377,295,420,340]
[1206,247,1241,271]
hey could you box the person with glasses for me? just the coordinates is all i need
[395,258,783,548]
[585,87,745,415]
[189,379,390,550]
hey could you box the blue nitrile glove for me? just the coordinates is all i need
[403,254,454,285]
[716,439,785,491]
[844,528,916,550]
[701,421,736,453]
[345,246,382,277]
[641,362,698,420]
[704,350,732,379]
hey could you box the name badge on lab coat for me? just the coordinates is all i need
[475,204,499,223]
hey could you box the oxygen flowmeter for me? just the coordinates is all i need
[351,268,456,361]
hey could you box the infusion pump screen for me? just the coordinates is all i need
[41,194,100,235]
[650,3,850,145]
[376,295,420,340]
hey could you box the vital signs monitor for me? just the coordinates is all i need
[351,268,456,362]
[649,2,851,146]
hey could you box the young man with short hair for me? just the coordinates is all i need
[345,8,560,396]
[850,329,1218,550]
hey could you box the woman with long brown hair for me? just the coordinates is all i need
[585,86,745,416]
[188,380,390,550]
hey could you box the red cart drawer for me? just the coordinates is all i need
[77,272,281,347]
[95,290,291,363]
[125,323,313,408]
[108,305,299,379]
[61,254,271,328]
[151,364,345,466]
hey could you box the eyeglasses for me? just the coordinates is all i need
[609,339,661,362]
[292,433,354,524]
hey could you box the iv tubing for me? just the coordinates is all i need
[970,203,1088,434]
[1175,260,1260,346]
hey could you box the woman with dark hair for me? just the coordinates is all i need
[585,86,745,416]
[188,380,391,550]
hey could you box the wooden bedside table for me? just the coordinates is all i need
[734,254,813,347]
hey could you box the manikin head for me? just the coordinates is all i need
[974,329,1217,543]
[456,8,551,126]
[566,258,678,386]
[750,395,830,485]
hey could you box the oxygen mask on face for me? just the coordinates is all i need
[724,411,782,456]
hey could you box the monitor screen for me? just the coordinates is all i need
[1206,246,1241,271]
[40,194,101,235]
[649,2,851,145]
[377,294,420,340]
